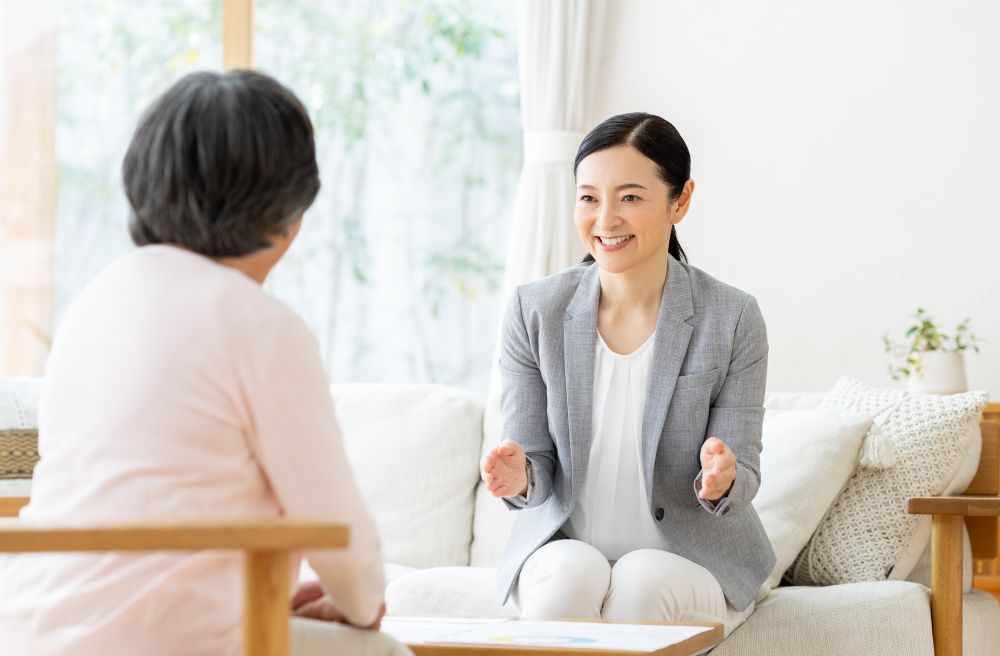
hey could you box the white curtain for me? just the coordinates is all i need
[501,0,606,289]
[472,0,607,566]
[0,2,57,376]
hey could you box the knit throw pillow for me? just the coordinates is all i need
[788,375,988,585]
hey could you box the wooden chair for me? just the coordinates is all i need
[907,416,1000,656]
[0,518,348,656]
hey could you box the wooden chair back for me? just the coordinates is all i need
[0,519,348,656]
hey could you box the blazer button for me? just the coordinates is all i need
[655,507,664,521]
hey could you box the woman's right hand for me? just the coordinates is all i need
[480,439,528,498]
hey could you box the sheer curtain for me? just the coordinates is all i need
[472,0,607,567]
[0,3,57,376]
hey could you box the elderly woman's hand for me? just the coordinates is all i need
[481,439,528,498]
[291,580,385,630]
[698,437,736,502]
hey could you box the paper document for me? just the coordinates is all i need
[380,617,509,645]
[381,617,713,651]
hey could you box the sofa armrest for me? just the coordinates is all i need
[907,496,1000,656]
[908,496,1000,517]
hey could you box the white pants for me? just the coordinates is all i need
[512,540,754,640]
[291,618,414,656]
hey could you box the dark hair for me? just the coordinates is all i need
[574,112,689,264]
[123,70,320,257]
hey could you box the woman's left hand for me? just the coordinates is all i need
[698,437,736,502]
[291,580,385,630]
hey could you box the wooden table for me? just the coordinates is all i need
[383,617,724,656]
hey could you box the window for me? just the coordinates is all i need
[3,2,223,375]
[257,0,520,392]
[54,1,224,321]
[2,0,520,395]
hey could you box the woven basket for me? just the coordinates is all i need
[0,429,39,479]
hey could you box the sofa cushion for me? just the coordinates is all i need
[331,384,484,569]
[790,376,987,585]
[384,569,1000,656]
[0,378,41,430]
[763,392,828,413]
[763,388,979,593]
[0,478,31,498]
[298,560,418,588]
[753,407,872,588]
[963,590,1000,656]
[385,566,518,618]
[710,581,934,656]
[469,424,517,568]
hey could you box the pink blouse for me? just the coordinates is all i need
[0,245,384,655]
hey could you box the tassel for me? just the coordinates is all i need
[859,423,896,469]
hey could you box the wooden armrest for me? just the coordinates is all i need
[0,518,347,552]
[0,518,349,656]
[907,496,1000,517]
[905,497,1000,656]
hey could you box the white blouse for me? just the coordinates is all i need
[561,331,669,561]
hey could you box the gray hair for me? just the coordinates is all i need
[123,70,320,257]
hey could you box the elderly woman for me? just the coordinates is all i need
[0,71,410,656]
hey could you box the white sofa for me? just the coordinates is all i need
[3,379,999,654]
[325,383,1000,656]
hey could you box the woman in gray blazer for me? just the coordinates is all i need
[480,113,776,636]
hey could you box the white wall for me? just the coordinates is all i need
[586,0,1000,399]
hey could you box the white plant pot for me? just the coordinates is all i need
[907,351,969,395]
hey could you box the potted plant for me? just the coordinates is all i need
[882,308,982,394]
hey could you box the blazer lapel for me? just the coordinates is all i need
[641,254,695,498]
[563,264,600,497]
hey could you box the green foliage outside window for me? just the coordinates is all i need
[55,0,520,392]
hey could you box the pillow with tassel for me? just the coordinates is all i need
[788,375,987,585]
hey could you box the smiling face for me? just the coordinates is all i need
[574,145,693,275]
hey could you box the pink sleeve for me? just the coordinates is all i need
[239,312,385,627]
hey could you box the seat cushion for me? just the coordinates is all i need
[963,590,1000,656]
[385,566,518,618]
[384,568,1000,656]
[711,581,934,656]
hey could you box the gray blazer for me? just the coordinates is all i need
[495,253,776,612]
